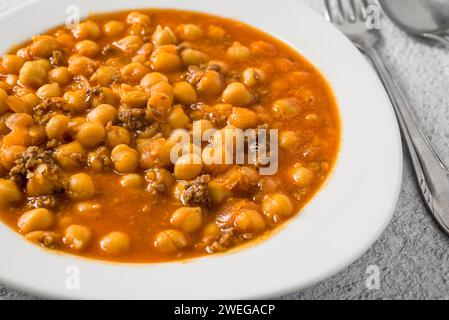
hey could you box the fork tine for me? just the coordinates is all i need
[337,0,357,23]
[323,0,334,22]
[361,0,371,18]
[351,0,366,21]
[346,0,357,22]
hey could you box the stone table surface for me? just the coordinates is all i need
[1,0,449,300]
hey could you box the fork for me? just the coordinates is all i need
[324,0,449,235]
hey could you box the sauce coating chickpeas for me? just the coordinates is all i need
[0,9,339,263]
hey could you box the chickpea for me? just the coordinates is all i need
[48,67,72,85]
[262,194,294,220]
[55,32,75,49]
[140,72,168,89]
[68,56,97,77]
[19,60,47,87]
[242,67,266,88]
[114,35,143,54]
[5,113,33,130]
[76,121,106,147]
[28,125,46,146]
[5,75,18,87]
[87,146,110,172]
[178,24,204,41]
[150,45,182,72]
[90,66,117,87]
[201,222,221,244]
[234,209,266,234]
[222,82,252,107]
[226,42,251,62]
[150,81,174,101]
[170,207,203,233]
[120,86,149,108]
[75,40,100,57]
[181,49,208,66]
[63,90,90,113]
[168,105,190,129]
[18,208,54,233]
[5,96,32,114]
[207,25,227,40]
[36,83,61,99]
[137,43,153,56]
[0,179,21,207]
[152,25,178,45]
[103,20,126,37]
[24,231,60,248]
[46,114,69,140]
[120,62,150,83]
[173,82,197,105]
[208,181,230,204]
[16,47,31,61]
[55,142,86,170]
[201,144,232,174]
[72,21,101,40]
[148,99,172,121]
[2,126,27,146]
[20,92,40,109]
[192,119,213,136]
[111,144,139,173]
[87,104,117,125]
[174,153,203,180]
[291,164,315,188]
[0,88,8,115]
[91,87,118,107]
[0,54,24,74]
[272,98,300,119]
[34,59,51,72]
[208,60,229,74]
[30,35,60,58]
[280,131,299,149]
[0,145,26,169]
[66,173,96,201]
[251,40,277,56]
[126,11,151,27]
[120,174,144,188]
[154,229,188,254]
[63,225,92,251]
[100,232,131,255]
[107,126,131,147]
[196,70,224,97]
[228,107,258,129]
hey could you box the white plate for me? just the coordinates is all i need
[0,0,402,299]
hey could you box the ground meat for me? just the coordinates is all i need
[88,146,112,171]
[181,175,212,207]
[8,146,57,187]
[27,195,59,209]
[118,107,148,131]
[33,98,65,124]
[185,65,205,85]
[145,168,174,196]
[101,44,118,56]
[46,139,62,150]
[207,229,236,253]
[50,50,65,67]
[86,86,103,101]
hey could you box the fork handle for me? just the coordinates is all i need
[364,47,449,234]
[422,33,449,47]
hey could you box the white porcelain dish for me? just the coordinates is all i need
[0,0,402,299]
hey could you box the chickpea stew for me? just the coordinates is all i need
[0,9,340,262]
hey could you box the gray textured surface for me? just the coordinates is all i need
[1,0,449,300]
